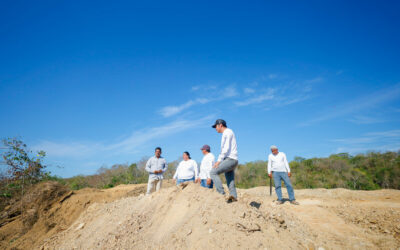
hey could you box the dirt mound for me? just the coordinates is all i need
[40,184,400,250]
[0,181,152,250]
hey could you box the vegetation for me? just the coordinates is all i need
[64,158,180,190]
[235,151,400,190]
[64,151,400,191]
[1,137,399,210]
[0,138,50,211]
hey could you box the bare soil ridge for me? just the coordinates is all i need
[1,182,400,249]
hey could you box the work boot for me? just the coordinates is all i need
[290,200,299,205]
[226,196,238,203]
[275,200,284,205]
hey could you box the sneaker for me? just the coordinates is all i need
[276,200,284,205]
[290,200,299,205]
[226,196,238,203]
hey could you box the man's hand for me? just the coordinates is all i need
[288,172,291,177]
[154,170,161,174]
[268,173,272,178]
[206,178,212,185]
[213,161,220,169]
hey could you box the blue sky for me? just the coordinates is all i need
[1,1,399,177]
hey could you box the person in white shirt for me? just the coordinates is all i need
[210,119,239,203]
[268,145,299,205]
[173,151,198,185]
[196,144,215,189]
[145,147,168,195]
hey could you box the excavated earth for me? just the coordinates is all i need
[1,181,400,249]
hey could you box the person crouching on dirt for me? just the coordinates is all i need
[145,147,168,195]
[268,145,299,205]
[210,119,239,203]
[173,151,199,185]
[196,145,215,189]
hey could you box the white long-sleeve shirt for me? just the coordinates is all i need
[268,152,291,174]
[218,128,238,162]
[198,153,215,179]
[145,156,168,180]
[173,159,198,180]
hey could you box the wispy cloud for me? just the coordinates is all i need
[159,86,237,117]
[33,115,214,158]
[348,115,385,124]
[305,77,323,84]
[332,129,400,154]
[235,88,275,106]
[160,98,211,117]
[268,74,277,79]
[244,88,255,94]
[300,83,400,126]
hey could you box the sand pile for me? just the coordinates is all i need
[39,184,400,250]
[0,182,151,250]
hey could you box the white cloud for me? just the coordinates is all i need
[268,74,277,79]
[305,77,323,84]
[33,115,214,158]
[191,86,200,91]
[333,129,400,154]
[300,83,400,126]
[235,88,275,106]
[222,86,238,98]
[159,98,211,117]
[348,115,385,124]
[244,88,255,94]
[159,86,237,117]
[33,141,102,157]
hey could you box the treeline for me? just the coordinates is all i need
[235,152,400,190]
[62,151,400,191]
[2,137,399,207]
[60,158,180,190]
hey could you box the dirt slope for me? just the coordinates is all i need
[39,184,400,250]
[0,181,161,250]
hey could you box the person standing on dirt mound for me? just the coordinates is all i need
[196,144,215,189]
[173,151,198,185]
[210,119,238,203]
[145,147,168,195]
[268,145,299,205]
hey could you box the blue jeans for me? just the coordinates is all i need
[176,177,195,185]
[210,158,238,198]
[200,179,213,189]
[273,171,295,201]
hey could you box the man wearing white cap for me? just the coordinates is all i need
[268,145,299,205]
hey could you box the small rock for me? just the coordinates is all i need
[240,212,246,218]
[209,228,213,234]
[317,247,325,250]
[187,229,192,236]
[75,223,85,230]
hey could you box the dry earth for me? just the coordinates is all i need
[1,182,400,249]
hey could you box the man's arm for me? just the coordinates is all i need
[162,159,168,173]
[173,164,180,179]
[217,133,230,162]
[283,153,291,175]
[193,161,199,179]
[145,158,152,173]
[206,156,214,179]
[267,155,272,175]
